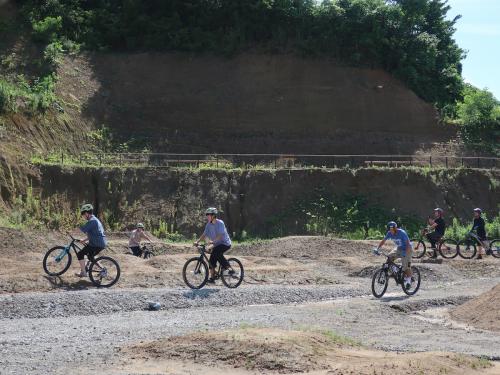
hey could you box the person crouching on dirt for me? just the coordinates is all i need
[76,204,107,277]
[129,222,152,257]
[472,208,488,260]
[426,207,446,258]
[376,221,413,289]
[194,207,232,284]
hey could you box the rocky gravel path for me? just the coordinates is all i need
[1,277,500,374]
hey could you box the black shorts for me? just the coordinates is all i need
[77,245,104,261]
[130,246,142,257]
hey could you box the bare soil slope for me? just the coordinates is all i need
[450,284,500,332]
[57,53,457,154]
[124,328,498,375]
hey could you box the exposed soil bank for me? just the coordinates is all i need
[37,165,500,236]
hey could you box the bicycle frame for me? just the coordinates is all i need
[467,231,489,249]
[195,245,225,276]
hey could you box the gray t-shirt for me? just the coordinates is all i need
[203,219,231,246]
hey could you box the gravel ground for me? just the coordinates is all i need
[1,277,500,375]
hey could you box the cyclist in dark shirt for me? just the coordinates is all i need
[426,208,446,257]
[472,208,487,260]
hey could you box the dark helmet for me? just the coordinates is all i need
[387,221,397,230]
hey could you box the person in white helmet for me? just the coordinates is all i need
[129,223,152,257]
[194,207,232,284]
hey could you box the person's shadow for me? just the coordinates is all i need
[44,275,93,290]
[378,295,411,302]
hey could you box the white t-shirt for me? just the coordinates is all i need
[129,229,147,247]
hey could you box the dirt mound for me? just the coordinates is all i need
[125,328,497,374]
[450,284,500,332]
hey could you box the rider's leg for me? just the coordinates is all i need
[214,244,231,269]
[76,246,89,276]
[208,252,217,280]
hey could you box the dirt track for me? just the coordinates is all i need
[0,231,499,374]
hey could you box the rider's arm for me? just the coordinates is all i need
[376,239,386,250]
[142,231,153,242]
[195,233,206,244]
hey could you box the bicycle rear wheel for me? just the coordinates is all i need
[183,257,209,289]
[402,266,421,296]
[457,239,477,259]
[43,246,72,276]
[88,256,121,287]
[371,268,389,298]
[221,258,244,288]
[438,239,458,259]
[411,239,426,259]
[489,240,500,258]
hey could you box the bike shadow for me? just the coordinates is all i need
[44,275,94,290]
[378,295,411,302]
[182,289,220,300]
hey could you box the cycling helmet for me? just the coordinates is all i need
[136,222,145,229]
[473,208,482,214]
[80,203,93,214]
[434,208,443,213]
[387,221,397,230]
[205,207,218,215]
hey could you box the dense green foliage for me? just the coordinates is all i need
[17,0,464,108]
[453,85,500,153]
[267,190,422,238]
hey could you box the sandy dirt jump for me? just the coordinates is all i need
[0,229,499,374]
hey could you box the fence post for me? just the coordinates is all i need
[216,154,219,168]
[274,158,277,169]
[429,156,432,167]
[61,151,64,165]
[99,154,102,166]
[332,156,335,168]
[477,157,480,168]
[445,157,448,168]
[461,157,464,167]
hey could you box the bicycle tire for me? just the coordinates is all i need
[489,239,500,258]
[411,239,426,259]
[221,258,244,288]
[371,268,389,298]
[438,239,458,259]
[43,246,72,276]
[88,256,121,287]
[457,239,477,259]
[183,257,209,289]
[402,266,421,296]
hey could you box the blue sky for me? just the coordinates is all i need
[446,0,500,99]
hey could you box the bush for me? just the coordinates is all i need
[32,16,62,43]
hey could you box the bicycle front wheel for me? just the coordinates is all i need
[457,239,477,259]
[221,258,244,288]
[89,256,121,287]
[411,239,426,259]
[183,257,209,289]
[438,239,458,259]
[489,240,500,258]
[402,266,421,296]
[43,246,72,276]
[371,268,389,298]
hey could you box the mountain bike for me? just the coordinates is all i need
[43,235,121,287]
[411,228,458,259]
[371,249,421,298]
[182,244,244,289]
[457,232,500,259]
[141,243,155,259]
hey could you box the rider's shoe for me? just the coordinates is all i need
[486,250,492,256]
[75,271,87,277]
[476,254,483,260]
[404,277,412,289]
[207,278,216,284]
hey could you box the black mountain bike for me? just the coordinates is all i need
[411,228,458,259]
[43,235,121,287]
[182,244,244,289]
[371,249,421,298]
[141,243,155,259]
[457,231,500,259]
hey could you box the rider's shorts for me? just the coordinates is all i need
[77,245,104,260]
[388,246,412,272]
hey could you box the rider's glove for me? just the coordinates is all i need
[372,248,381,255]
